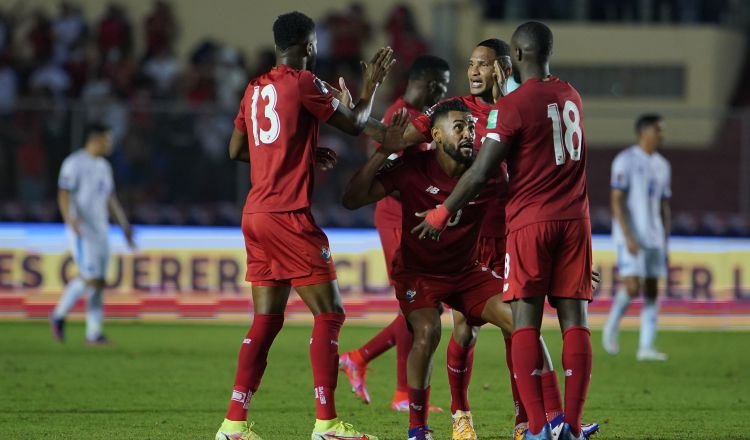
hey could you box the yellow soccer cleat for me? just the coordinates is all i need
[215,419,264,440]
[514,422,529,440]
[312,419,378,440]
[451,410,477,440]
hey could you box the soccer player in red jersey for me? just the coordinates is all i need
[343,101,555,440]
[338,55,450,411]
[215,11,394,440]
[363,39,586,440]
[413,22,594,440]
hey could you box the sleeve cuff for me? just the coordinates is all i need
[486,133,501,142]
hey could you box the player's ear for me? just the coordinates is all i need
[430,126,441,144]
[306,42,314,57]
[514,46,522,62]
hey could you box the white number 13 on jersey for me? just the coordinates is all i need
[250,84,281,146]
[547,100,582,165]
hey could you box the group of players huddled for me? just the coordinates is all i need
[216,11,599,440]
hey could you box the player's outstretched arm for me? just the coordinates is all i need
[363,117,428,150]
[108,195,135,249]
[342,109,409,209]
[411,136,508,240]
[228,129,249,163]
[327,47,395,135]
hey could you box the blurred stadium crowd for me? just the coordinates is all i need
[0,0,748,236]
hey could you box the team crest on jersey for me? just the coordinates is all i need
[320,246,331,261]
[405,289,417,302]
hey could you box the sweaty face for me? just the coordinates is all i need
[467,46,497,97]
[437,111,476,165]
[427,70,450,107]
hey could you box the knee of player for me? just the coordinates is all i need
[452,323,477,347]
[412,321,441,348]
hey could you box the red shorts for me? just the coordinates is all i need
[393,264,502,326]
[241,209,337,287]
[503,219,592,302]
[376,226,401,284]
[476,235,506,277]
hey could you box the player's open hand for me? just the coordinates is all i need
[411,207,449,241]
[493,59,508,95]
[361,47,396,96]
[626,235,640,256]
[591,270,601,291]
[323,77,354,109]
[382,108,409,154]
[124,226,136,250]
[315,147,338,171]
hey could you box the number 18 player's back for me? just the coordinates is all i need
[233,65,339,214]
[487,76,589,233]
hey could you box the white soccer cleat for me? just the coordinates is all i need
[601,325,619,355]
[636,348,668,361]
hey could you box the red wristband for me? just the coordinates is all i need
[425,204,452,231]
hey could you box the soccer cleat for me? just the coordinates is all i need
[86,334,109,345]
[514,422,528,440]
[637,348,668,361]
[312,420,377,440]
[549,415,600,440]
[581,422,600,438]
[601,325,619,355]
[50,316,65,342]
[215,419,264,440]
[407,425,434,440]
[339,352,371,403]
[451,410,476,440]
[523,424,552,440]
[391,390,443,412]
[558,423,586,440]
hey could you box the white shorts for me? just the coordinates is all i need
[67,230,110,280]
[616,245,666,279]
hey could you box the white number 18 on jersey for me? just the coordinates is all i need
[547,100,582,165]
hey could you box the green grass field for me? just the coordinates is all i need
[1,321,748,439]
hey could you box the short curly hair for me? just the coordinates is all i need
[429,99,472,129]
[273,11,315,51]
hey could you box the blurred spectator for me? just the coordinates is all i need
[27,9,53,63]
[97,3,133,61]
[52,2,87,64]
[249,48,275,79]
[29,57,71,100]
[142,46,179,97]
[328,3,372,74]
[214,46,247,111]
[384,4,429,100]
[0,53,18,114]
[144,0,177,59]
[16,132,47,201]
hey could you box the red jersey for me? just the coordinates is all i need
[234,65,338,213]
[413,95,507,238]
[374,97,431,229]
[376,150,494,275]
[486,76,590,232]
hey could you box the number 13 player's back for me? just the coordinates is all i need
[235,65,338,214]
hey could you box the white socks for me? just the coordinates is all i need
[53,278,90,319]
[605,289,632,334]
[86,288,104,340]
[639,297,659,350]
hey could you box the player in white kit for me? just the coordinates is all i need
[51,123,134,344]
[603,114,671,361]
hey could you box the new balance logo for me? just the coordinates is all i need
[410,402,423,411]
[531,369,543,376]
[315,386,327,405]
[242,338,252,344]
[448,365,468,374]
[565,369,573,377]
[425,185,440,194]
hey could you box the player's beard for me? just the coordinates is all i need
[445,142,474,165]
